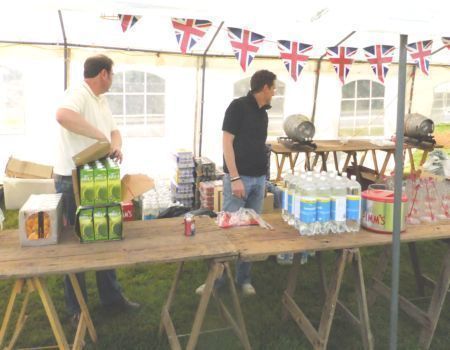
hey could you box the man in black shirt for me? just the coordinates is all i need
[196,70,277,296]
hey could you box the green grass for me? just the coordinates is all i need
[0,209,449,349]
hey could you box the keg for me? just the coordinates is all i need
[283,114,315,142]
[404,113,434,139]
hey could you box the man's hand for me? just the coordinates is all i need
[110,143,123,163]
[231,179,245,199]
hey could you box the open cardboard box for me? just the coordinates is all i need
[72,141,155,207]
[3,157,55,210]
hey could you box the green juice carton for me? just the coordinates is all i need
[108,205,123,240]
[93,161,108,205]
[79,208,94,242]
[93,207,108,241]
[79,164,94,206]
[103,158,121,203]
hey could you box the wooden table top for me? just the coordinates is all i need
[225,213,450,260]
[269,139,438,154]
[0,216,237,279]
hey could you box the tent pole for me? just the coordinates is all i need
[197,22,224,157]
[311,31,356,123]
[390,33,408,350]
[57,10,68,90]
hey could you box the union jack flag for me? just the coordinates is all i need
[118,14,141,33]
[277,40,312,81]
[442,37,450,50]
[363,45,395,84]
[227,27,265,72]
[171,18,212,54]
[406,40,433,76]
[326,46,358,84]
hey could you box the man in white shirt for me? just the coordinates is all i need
[55,54,138,326]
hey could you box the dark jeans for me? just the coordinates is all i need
[54,174,124,315]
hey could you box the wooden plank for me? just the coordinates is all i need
[68,273,97,343]
[371,278,429,326]
[419,246,450,349]
[317,249,348,349]
[32,277,70,350]
[72,315,87,350]
[282,253,302,321]
[224,262,252,350]
[408,242,425,296]
[213,295,246,348]
[282,292,321,347]
[161,309,182,350]
[336,300,360,328]
[0,280,23,347]
[351,250,374,350]
[5,283,31,350]
[159,262,184,336]
[186,262,224,350]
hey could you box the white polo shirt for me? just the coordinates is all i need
[54,82,118,175]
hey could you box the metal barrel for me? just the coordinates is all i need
[404,113,434,139]
[283,114,315,142]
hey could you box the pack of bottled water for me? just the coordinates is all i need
[280,169,362,236]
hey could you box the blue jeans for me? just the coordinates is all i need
[222,174,265,286]
[54,175,124,315]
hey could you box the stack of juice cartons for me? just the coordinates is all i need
[171,150,195,208]
[77,158,122,243]
[195,157,216,209]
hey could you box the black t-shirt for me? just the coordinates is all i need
[222,92,269,176]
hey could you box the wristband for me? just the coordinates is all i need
[230,176,241,182]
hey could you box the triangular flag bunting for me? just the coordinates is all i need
[363,45,395,84]
[277,40,313,81]
[326,46,358,84]
[406,40,433,75]
[442,37,450,50]
[118,14,141,32]
[171,18,212,54]
[227,27,265,72]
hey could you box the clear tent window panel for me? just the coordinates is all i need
[339,80,385,137]
[106,71,166,137]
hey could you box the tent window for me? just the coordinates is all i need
[0,66,25,135]
[106,71,165,137]
[339,80,385,137]
[233,77,285,137]
[431,83,450,123]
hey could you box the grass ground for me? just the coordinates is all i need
[0,205,449,350]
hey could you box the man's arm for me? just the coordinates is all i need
[56,108,107,141]
[223,131,245,198]
[110,129,123,163]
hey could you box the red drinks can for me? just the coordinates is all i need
[121,202,134,221]
[184,213,195,236]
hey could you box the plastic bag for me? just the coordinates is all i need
[216,208,273,230]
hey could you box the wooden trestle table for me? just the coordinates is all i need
[0,217,250,350]
[225,213,450,350]
[269,139,438,182]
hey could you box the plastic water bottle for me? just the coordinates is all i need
[288,177,297,226]
[316,176,332,234]
[331,176,348,233]
[299,177,317,236]
[346,175,361,232]
[281,174,292,222]
[294,175,305,229]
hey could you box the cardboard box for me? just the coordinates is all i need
[214,186,223,212]
[121,174,155,203]
[72,141,110,167]
[5,157,53,179]
[18,194,62,246]
[3,177,55,210]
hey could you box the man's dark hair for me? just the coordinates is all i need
[84,55,114,78]
[250,70,277,93]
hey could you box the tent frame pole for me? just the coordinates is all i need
[57,10,68,90]
[197,22,224,157]
[390,33,408,350]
